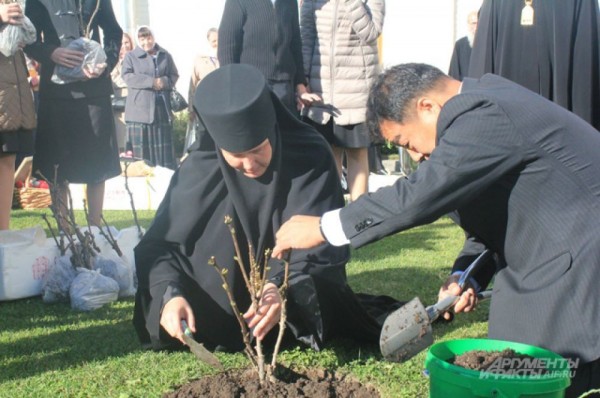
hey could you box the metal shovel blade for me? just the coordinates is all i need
[380,297,433,362]
[181,321,224,370]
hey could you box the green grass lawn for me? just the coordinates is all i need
[0,210,490,397]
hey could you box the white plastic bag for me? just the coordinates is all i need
[0,15,36,57]
[93,254,132,298]
[41,255,77,303]
[51,38,107,84]
[69,268,119,311]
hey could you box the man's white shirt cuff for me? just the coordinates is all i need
[321,209,350,246]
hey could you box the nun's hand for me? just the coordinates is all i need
[272,215,324,259]
[243,283,281,341]
[160,296,196,345]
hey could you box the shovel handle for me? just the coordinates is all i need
[435,290,493,323]
[457,249,492,289]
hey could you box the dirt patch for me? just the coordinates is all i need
[452,348,547,375]
[163,367,380,398]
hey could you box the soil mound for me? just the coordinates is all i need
[164,367,380,398]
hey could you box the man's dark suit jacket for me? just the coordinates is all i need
[340,74,600,362]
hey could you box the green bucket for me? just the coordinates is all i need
[425,339,571,398]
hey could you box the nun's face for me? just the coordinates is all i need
[221,139,273,178]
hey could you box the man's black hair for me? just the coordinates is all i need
[366,63,448,139]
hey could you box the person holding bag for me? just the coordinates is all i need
[0,1,36,230]
[122,26,179,169]
[24,0,122,227]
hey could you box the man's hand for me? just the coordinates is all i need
[160,296,196,345]
[438,274,478,321]
[272,215,324,259]
[51,47,85,68]
[0,3,24,25]
[243,283,281,341]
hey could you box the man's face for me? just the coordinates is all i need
[208,32,218,50]
[379,103,440,162]
[467,12,478,35]
[220,138,273,178]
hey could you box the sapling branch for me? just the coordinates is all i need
[123,162,144,239]
[99,215,123,257]
[271,256,290,370]
[82,199,101,254]
[224,216,252,295]
[212,216,291,384]
[42,213,65,255]
[208,256,258,368]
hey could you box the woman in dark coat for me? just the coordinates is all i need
[24,0,122,226]
[122,26,179,169]
[133,64,399,351]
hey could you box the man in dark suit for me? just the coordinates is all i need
[273,63,600,397]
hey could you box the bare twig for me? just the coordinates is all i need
[271,256,290,369]
[213,216,291,384]
[41,213,65,255]
[123,162,144,239]
[99,215,123,257]
[208,256,257,367]
[224,216,253,294]
[82,199,101,254]
[39,168,96,269]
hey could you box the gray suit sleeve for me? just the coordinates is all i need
[340,96,525,248]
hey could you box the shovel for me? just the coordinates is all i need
[181,320,224,370]
[380,249,492,363]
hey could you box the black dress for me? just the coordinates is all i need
[448,36,472,81]
[24,0,122,183]
[468,0,600,130]
[133,92,399,351]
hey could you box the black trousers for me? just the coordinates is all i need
[566,357,600,398]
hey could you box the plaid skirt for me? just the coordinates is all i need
[126,99,176,169]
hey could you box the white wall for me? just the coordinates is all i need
[147,0,225,93]
[112,0,484,92]
[381,0,482,73]
[114,0,225,94]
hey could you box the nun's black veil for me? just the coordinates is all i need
[133,65,398,351]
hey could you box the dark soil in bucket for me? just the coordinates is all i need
[163,366,380,398]
[452,348,547,375]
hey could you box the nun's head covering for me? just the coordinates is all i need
[195,64,277,153]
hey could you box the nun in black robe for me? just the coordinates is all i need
[468,0,600,130]
[133,64,399,351]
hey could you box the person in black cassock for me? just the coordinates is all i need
[448,10,478,81]
[468,0,600,130]
[133,64,399,351]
